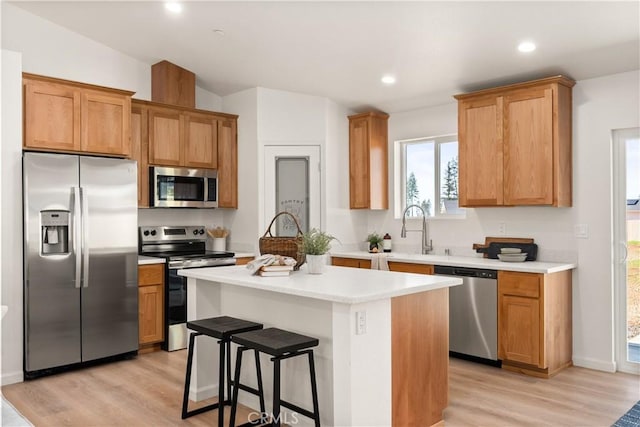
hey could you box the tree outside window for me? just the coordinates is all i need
[400,135,463,218]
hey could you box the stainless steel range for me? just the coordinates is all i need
[139,225,236,351]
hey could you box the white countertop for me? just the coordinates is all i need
[331,251,576,274]
[178,264,461,304]
[138,256,166,265]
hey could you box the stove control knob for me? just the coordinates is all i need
[150,230,157,236]
[143,230,150,236]
[193,229,198,235]
[199,229,205,235]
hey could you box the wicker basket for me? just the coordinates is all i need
[259,212,306,270]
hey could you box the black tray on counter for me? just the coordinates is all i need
[475,242,538,261]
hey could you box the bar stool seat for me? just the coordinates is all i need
[182,316,265,427]
[230,327,321,427]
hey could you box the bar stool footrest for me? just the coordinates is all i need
[280,399,317,421]
[182,401,222,419]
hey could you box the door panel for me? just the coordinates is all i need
[184,114,217,169]
[81,91,130,156]
[80,157,138,362]
[23,152,81,372]
[149,109,183,166]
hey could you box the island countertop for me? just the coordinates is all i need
[178,264,461,304]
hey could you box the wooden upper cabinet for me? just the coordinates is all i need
[458,96,504,206]
[131,103,149,207]
[81,90,131,156]
[184,113,218,169]
[131,98,238,208]
[23,73,134,157]
[217,119,238,208]
[455,76,574,207]
[503,87,553,205]
[348,111,389,210]
[148,107,183,166]
[24,79,80,152]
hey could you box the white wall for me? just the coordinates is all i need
[1,49,24,385]
[0,4,226,384]
[571,70,639,371]
[378,70,640,372]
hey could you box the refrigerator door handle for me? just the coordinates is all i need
[80,187,90,288]
[73,186,82,289]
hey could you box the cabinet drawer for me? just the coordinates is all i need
[499,271,540,298]
[139,264,164,286]
[332,257,361,268]
[388,262,434,275]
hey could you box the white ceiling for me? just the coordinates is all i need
[9,1,640,113]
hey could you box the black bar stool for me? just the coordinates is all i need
[182,316,265,427]
[229,327,321,427]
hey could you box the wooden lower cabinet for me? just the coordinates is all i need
[235,256,254,266]
[138,264,165,352]
[498,270,572,378]
[388,261,434,275]
[331,256,371,269]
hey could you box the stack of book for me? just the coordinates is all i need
[258,265,294,277]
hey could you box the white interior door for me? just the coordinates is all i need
[613,127,640,374]
[264,145,321,237]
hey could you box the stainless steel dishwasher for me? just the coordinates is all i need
[434,265,499,365]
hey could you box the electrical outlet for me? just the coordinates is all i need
[355,311,367,335]
[498,222,506,235]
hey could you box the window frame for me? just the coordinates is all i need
[394,133,464,219]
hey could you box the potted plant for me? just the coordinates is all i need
[300,228,337,274]
[366,232,384,252]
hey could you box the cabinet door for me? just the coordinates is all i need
[458,96,503,206]
[131,104,149,207]
[148,108,183,166]
[184,113,218,169]
[498,294,541,366]
[503,87,553,205]
[217,119,238,208]
[24,80,81,151]
[81,90,131,156]
[349,117,370,209]
[139,284,164,345]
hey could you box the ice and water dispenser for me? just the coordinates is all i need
[41,210,69,255]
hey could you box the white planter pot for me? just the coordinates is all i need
[306,254,326,274]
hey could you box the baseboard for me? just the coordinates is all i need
[189,383,218,402]
[572,356,616,373]
[1,370,24,386]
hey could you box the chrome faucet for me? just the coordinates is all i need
[400,204,433,254]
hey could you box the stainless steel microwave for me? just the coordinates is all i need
[150,166,217,208]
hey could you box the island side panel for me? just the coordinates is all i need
[219,283,335,426]
[331,299,392,426]
[392,288,449,427]
[187,277,223,401]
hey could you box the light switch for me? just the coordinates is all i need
[574,224,589,239]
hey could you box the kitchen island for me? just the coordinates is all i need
[179,264,461,427]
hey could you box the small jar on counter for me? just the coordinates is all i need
[383,233,392,252]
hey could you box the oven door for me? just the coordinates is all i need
[166,268,188,351]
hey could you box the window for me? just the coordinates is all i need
[396,134,463,218]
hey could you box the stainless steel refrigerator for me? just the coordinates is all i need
[23,152,138,377]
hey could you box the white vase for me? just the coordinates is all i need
[306,254,326,274]
[212,237,226,252]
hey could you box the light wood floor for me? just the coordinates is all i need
[2,352,638,426]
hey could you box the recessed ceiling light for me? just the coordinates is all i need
[165,2,183,13]
[213,29,226,36]
[381,75,396,85]
[518,41,536,53]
